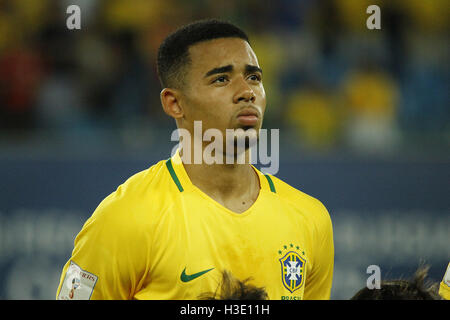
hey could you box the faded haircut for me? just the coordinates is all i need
[157,19,250,89]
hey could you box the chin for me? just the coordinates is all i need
[231,129,258,151]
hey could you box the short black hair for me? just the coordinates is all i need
[157,19,250,89]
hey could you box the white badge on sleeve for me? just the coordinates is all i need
[444,262,450,287]
[58,261,98,300]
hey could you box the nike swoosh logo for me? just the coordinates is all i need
[180,267,214,282]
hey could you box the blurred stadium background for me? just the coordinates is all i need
[0,0,448,299]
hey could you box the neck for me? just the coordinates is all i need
[179,141,260,204]
[184,161,255,195]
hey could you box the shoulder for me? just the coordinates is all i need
[86,158,173,231]
[269,174,328,212]
[268,174,332,228]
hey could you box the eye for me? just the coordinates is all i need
[212,75,228,84]
[248,74,262,82]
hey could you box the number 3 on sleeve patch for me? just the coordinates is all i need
[58,261,98,300]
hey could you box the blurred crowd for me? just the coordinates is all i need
[0,0,448,155]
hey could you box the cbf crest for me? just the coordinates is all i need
[278,244,307,293]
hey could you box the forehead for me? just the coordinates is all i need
[187,38,259,74]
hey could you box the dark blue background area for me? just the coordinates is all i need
[2,154,449,214]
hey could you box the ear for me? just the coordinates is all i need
[160,88,185,119]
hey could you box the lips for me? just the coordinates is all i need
[236,108,260,126]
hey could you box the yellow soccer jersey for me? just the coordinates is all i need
[439,263,450,300]
[56,150,334,300]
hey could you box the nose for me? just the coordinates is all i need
[233,78,256,104]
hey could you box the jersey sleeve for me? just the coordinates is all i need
[303,200,334,300]
[439,263,450,300]
[56,191,151,300]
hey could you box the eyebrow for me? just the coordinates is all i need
[204,65,233,78]
[245,65,263,75]
[204,64,262,78]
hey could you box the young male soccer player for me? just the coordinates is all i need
[56,19,334,300]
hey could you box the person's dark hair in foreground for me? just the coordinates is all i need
[351,265,441,300]
[198,270,268,300]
